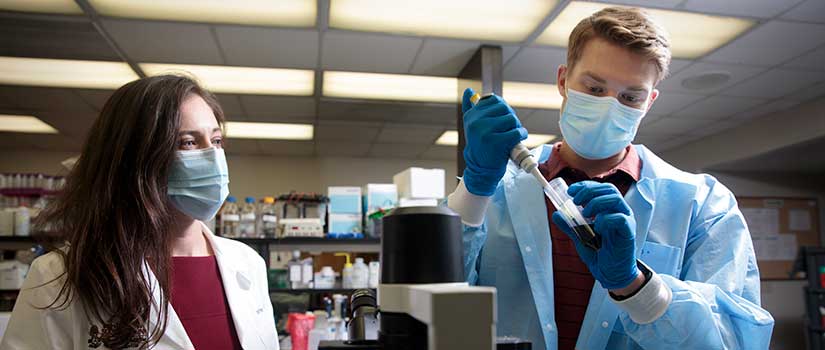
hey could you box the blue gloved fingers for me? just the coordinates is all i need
[552,211,597,262]
[581,194,632,218]
[487,127,528,152]
[470,113,521,135]
[461,88,476,114]
[594,212,636,247]
[569,181,621,206]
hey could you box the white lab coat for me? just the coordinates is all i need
[0,222,279,349]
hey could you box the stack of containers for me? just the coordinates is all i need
[327,187,363,239]
[392,167,445,207]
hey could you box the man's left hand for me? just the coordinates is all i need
[551,181,641,291]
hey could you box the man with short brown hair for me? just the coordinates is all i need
[449,7,774,350]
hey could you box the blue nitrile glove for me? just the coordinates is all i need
[461,88,528,196]
[551,181,640,290]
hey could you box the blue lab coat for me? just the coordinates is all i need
[461,144,774,349]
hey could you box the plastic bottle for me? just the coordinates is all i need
[260,196,278,238]
[368,261,380,288]
[288,250,303,289]
[352,258,369,289]
[336,253,354,289]
[221,196,240,238]
[315,266,336,289]
[308,310,329,350]
[302,256,314,289]
[239,197,257,237]
[13,207,30,237]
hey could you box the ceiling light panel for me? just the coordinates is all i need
[436,130,556,148]
[330,0,559,42]
[535,1,755,59]
[503,82,563,109]
[323,71,458,103]
[0,56,138,89]
[0,0,83,14]
[225,122,313,140]
[0,115,58,134]
[140,63,315,96]
[88,0,316,27]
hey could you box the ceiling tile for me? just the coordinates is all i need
[322,31,422,73]
[316,141,371,157]
[214,26,318,69]
[0,86,98,113]
[30,110,96,138]
[683,0,803,18]
[703,21,825,66]
[650,136,694,153]
[409,39,479,76]
[240,95,315,122]
[673,95,767,119]
[686,119,742,138]
[0,17,120,61]
[633,132,675,147]
[783,46,825,71]
[640,116,715,135]
[257,140,314,156]
[318,99,454,125]
[375,124,444,144]
[503,47,566,83]
[730,99,803,121]
[73,89,113,112]
[667,59,693,76]
[640,113,666,127]
[0,133,84,152]
[724,68,825,99]
[780,0,825,23]
[215,94,245,119]
[502,45,520,64]
[419,145,457,160]
[368,143,429,158]
[657,62,766,94]
[315,121,381,142]
[648,92,706,115]
[102,19,223,64]
[224,139,260,154]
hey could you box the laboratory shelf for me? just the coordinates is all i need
[0,188,60,197]
[231,237,380,254]
[0,236,37,243]
[270,288,376,295]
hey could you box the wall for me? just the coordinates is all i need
[0,150,458,198]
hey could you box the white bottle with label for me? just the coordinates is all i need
[336,253,354,289]
[260,196,278,238]
[368,261,380,288]
[221,196,240,238]
[302,257,314,289]
[239,197,257,237]
[13,207,30,237]
[288,250,303,289]
[352,258,369,289]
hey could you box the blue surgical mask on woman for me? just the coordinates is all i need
[167,147,229,221]
[559,88,648,160]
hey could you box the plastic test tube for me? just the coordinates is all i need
[544,178,602,250]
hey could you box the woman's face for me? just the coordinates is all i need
[177,94,223,151]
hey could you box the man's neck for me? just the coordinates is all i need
[170,214,212,257]
[558,141,627,178]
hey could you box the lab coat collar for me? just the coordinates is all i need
[143,222,263,349]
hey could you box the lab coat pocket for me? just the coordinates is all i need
[639,241,682,277]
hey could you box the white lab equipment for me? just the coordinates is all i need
[328,187,362,214]
[351,258,369,289]
[308,310,329,350]
[302,257,315,289]
[393,167,445,200]
[13,207,30,237]
[288,250,304,289]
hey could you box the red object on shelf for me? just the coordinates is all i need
[287,312,315,350]
[0,188,60,197]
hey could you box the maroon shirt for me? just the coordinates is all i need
[538,143,642,350]
[170,256,242,350]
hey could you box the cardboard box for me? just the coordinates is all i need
[393,167,445,200]
[329,213,363,234]
[328,186,362,214]
[363,184,397,215]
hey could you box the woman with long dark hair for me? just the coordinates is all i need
[1,75,278,349]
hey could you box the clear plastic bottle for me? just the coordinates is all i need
[352,257,369,289]
[260,196,278,238]
[368,261,380,288]
[288,250,303,289]
[239,197,257,237]
[336,253,354,289]
[220,196,240,238]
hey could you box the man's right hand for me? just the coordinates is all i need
[461,88,528,196]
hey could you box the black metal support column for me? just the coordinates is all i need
[456,45,503,180]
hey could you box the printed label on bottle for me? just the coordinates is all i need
[223,214,240,222]
[241,213,256,221]
[262,215,278,223]
[289,265,301,281]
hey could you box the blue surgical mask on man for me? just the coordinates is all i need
[167,147,229,221]
[559,88,648,160]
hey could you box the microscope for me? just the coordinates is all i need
[319,206,531,350]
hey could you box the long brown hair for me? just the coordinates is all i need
[36,74,225,349]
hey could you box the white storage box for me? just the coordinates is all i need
[393,167,445,200]
[363,184,397,215]
[328,187,363,214]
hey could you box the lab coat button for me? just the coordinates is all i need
[601,321,609,328]
[525,246,532,253]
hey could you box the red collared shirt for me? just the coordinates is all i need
[537,142,642,350]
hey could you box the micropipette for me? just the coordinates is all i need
[469,93,601,250]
